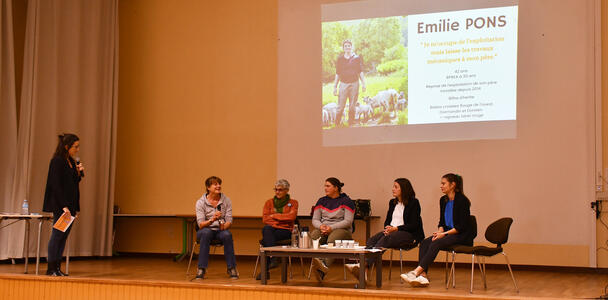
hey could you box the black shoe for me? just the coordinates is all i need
[255,272,270,280]
[46,261,57,275]
[314,269,326,282]
[55,269,68,276]
[196,268,206,279]
[227,267,239,279]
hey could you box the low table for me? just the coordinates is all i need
[259,246,385,289]
[0,213,54,275]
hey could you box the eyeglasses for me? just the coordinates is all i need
[274,188,287,192]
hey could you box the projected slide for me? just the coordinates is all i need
[408,6,517,124]
[321,4,518,146]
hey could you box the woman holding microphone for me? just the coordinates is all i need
[43,133,84,276]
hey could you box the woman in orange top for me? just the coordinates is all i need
[257,179,298,279]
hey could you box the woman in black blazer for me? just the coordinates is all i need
[401,173,474,287]
[43,134,84,276]
[345,178,424,279]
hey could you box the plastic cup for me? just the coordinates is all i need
[312,239,320,249]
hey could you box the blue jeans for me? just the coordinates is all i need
[197,227,236,269]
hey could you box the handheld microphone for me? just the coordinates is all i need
[217,205,224,224]
[75,157,84,177]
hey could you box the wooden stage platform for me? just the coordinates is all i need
[1,255,607,299]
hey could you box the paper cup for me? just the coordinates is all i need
[312,239,320,249]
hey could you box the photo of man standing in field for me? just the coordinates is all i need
[333,39,366,127]
[322,17,409,130]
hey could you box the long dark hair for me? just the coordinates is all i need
[325,177,344,193]
[394,178,415,207]
[442,173,470,204]
[53,133,79,159]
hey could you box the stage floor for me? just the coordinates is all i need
[1,255,606,299]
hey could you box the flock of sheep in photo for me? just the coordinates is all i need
[322,88,408,127]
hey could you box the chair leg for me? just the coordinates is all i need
[444,251,449,285]
[289,256,293,279]
[253,252,260,277]
[389,249,393,280]
[186,242,197,276]
[469,254,475,294]
[300,257,305,277]
[399,249,404,275]
[477,256,486,289]
[343,258,347,280]
[307,259,313,279]
[399,249,404,283]
[502,252,519,293]
[446,251,456,289]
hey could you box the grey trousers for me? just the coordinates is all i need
[336,81,359,126]
[310,228,352,266]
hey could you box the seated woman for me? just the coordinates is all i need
[401,173,475,287]
[310,177,355,281]
[195,176,238,279]
[345,178,424,279]
[256,179,299,280]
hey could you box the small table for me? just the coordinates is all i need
[259,246,385,289]
[0,213,53,275]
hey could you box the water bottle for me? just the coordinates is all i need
[291,224,299,248]
[21,199,29,215]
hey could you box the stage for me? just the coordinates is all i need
[1,255,606,299]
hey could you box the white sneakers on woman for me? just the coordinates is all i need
[400,271,429,287]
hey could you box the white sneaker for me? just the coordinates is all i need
[345,263,361,280]
[408,275,430,287]
[400,271,416,283]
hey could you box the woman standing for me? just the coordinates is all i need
[345,178,424,279]
[401,173,475,287]
[43,134,84,276]
[310,177,355,281]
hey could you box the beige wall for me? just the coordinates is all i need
[116,0,277,215]
[115,0,278,254]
